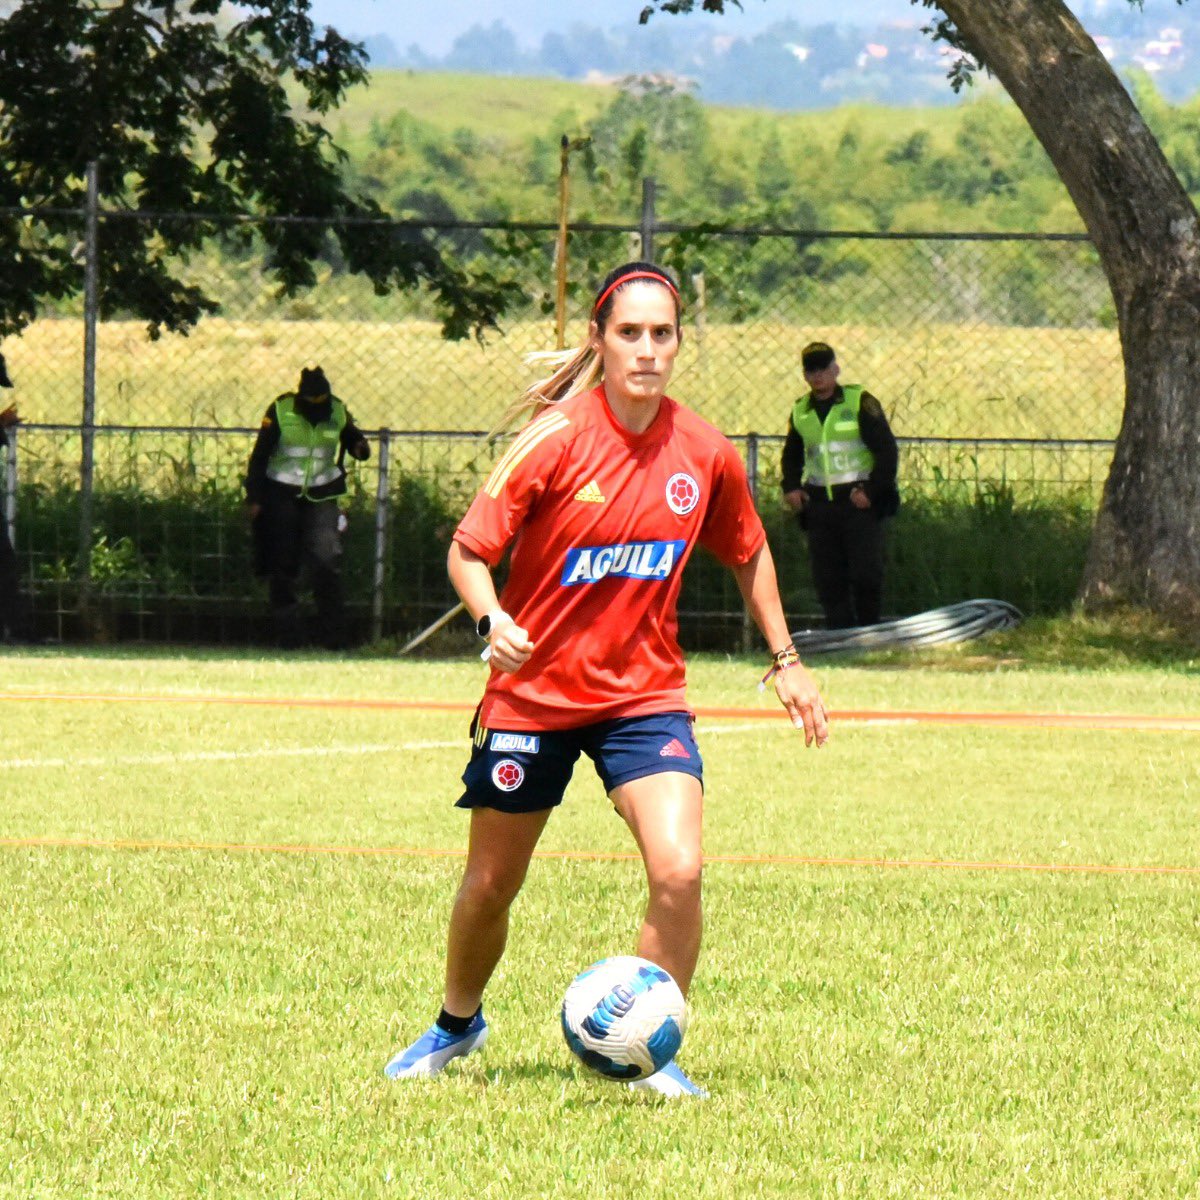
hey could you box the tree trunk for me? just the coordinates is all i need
[937,0,1200,627]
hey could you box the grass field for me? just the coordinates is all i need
[2,646,1199,1197]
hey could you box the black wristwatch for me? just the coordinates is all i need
[476,609,510,639]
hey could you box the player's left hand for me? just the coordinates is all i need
[775,664,829,747]
[850,485,871,510]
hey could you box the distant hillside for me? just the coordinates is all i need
[328,71,1085,233]
[323,68,1200,237]
[330,69,968,156]
[325,71,615,146]
[364,0,920,60]
[359,5,1200,108]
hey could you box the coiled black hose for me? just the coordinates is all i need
[790,599,1024,656]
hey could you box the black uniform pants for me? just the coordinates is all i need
[802,498,886,629]
[0,519,31,640]
[259,488,344,646]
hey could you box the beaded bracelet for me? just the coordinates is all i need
[758,644,801,690]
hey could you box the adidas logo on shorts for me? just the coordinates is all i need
[659,738,691,759]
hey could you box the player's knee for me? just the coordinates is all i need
[647,846,703,903]
[459,862,527,913]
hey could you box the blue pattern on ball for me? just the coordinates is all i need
[645,1015,683,1072]
[580,983,634,1039]
[580,963,671,1040]
[561,1008,641,1079]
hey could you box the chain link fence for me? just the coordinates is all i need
[1,194,1119,644]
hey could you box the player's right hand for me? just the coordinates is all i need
[488,619,535,674]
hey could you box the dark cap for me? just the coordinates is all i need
[801,342,836,372]
[0,352,12,388]
[297,366,330,398]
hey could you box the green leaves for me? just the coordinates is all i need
[0,1,514,341]
[638,0,742,23]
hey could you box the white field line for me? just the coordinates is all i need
[1,723,769,772]
[1,741,458,771]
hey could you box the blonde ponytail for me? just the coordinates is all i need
[492,341,602,436]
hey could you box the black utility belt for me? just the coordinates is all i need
[804,482,867,502]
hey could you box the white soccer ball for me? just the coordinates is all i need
[560,955,688,1081]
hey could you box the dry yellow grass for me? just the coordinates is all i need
[6,315,1122,439]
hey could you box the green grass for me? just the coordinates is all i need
[2,648,1199,1197]
[325,70,617,147]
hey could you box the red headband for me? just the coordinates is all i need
[592,270,679,316]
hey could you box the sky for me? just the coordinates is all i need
[307,0,925,56]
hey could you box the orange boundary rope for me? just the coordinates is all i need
[3,690,1199,732]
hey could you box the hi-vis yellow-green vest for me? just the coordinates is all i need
[266,395,347,499]
[790,385,875,499]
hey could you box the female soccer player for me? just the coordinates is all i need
[385,261,828,1097]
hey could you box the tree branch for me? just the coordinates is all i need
[638,1,743,25]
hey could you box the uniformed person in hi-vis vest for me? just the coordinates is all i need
[0,352,36,643]
[781,342,899,629]
[244,366,370,648]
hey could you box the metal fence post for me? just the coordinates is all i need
[555,136,571,351]
[641,177,657,261]
[78,160,100,611]
[372,428,390,642]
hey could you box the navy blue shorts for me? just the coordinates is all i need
[457,711,704,814]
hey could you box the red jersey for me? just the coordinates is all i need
[454,386,765,730]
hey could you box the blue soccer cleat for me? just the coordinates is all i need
[628,1059,708,1099]
[384,1011,488,1079]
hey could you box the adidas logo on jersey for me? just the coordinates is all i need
[659,738,691,759]
[574,480,606,503]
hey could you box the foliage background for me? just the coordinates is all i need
[328,69,1200,234]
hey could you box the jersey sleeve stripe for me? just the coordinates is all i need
[484,411,569,487]
[483,412,570,498]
